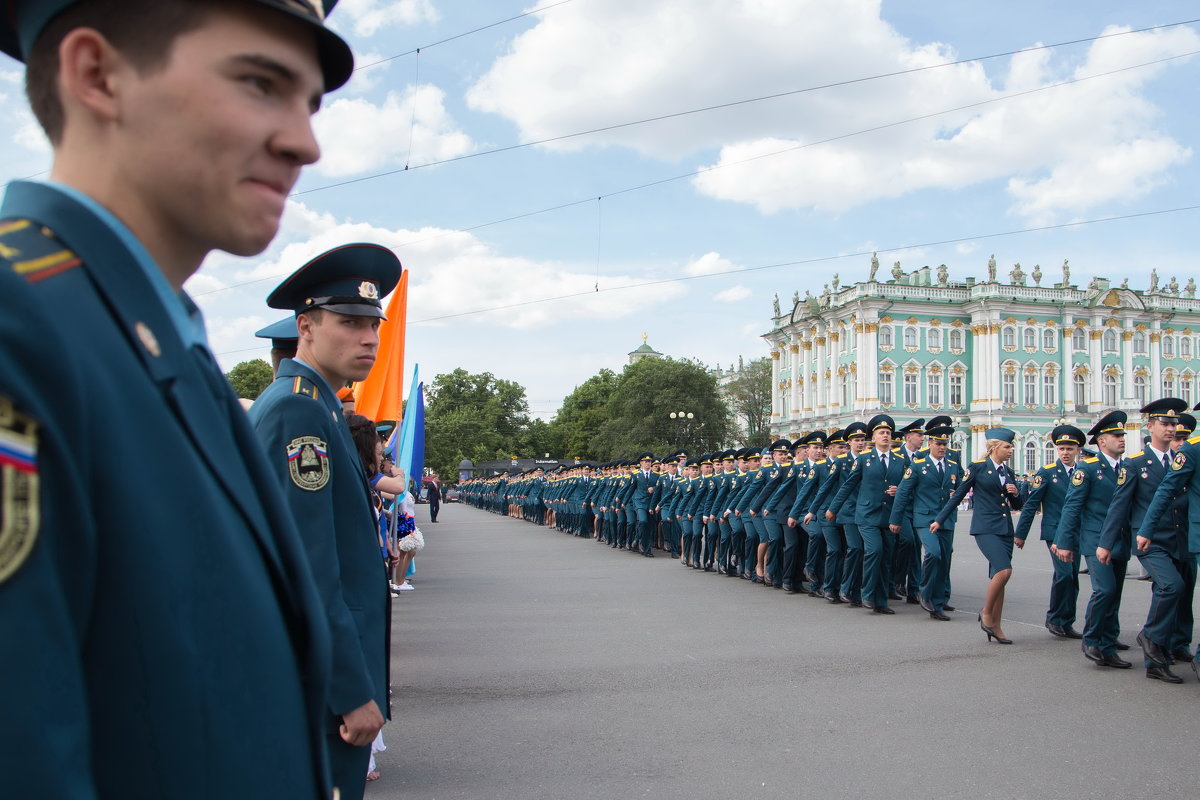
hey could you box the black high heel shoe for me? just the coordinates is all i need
[979,615,1013,645]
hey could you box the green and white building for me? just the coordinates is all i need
[764,258,1200,473]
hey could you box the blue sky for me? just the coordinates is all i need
[2,0,1198,420]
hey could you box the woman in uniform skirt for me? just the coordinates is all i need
[932,429,1024,643]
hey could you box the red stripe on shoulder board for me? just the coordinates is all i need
[24,257,81,283]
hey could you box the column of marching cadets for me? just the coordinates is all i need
[460,402,1200,683]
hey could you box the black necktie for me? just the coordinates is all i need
[997,465,1005,481]
[1163,453,1171,470]
[937,460,945,478]
[881,454,888,471]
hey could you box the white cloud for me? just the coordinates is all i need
[312,84,474,176]
[337,0,439,38]
[683,251,739,276]
[468,1,1196,223]
[714,284,751,302]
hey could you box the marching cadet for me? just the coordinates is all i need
[1055,411,1129,664]
[679,458,701,565]
[890,425,961,620]
[1138,402,1200,679]
[0,0,357,795]
[660,457,685,557]
[933,429,1024,644]
[891,419,926,604]
[752,440,794,587]
[792,429,845,602]
[1014,425,1088,639]
[697,454,721,568]
[731,448,766,580]
[631,452,658,557]
[830,415,906,613]
[800,433,829,596]
[709,451,738,573]
[816,422,869,605]
[764,436,809,592]
[1117,400,1196,682]
[722,449,752,577]
[252,244,401,798]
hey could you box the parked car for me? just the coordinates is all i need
[444,486,461,503]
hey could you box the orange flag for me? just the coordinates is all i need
[354,269,408,422]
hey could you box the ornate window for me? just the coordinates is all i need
[879,326,893,348]
[1072,328,1087,351]
[1133,331,1147,355]
[1002,326,1016,349]
[1164,370,1177,397]
[1023,328,1036,349]
[1024,441,1038,475]
[1023,370,1037,406]
[927,327,942,351]
[1043,372,1056,407]
[904,372,918,406]
[1102,329,1118,353]
[1183,337,1193,359]
[1164,335,1175,358]
[1042,327,1056,351]
[1183,373,1195,406]
[1002,370,1016,406]
[927,371,941,407]
[1134,375,1148,405]
[949,328,964,351]
[1103,374,1118,407]
[904,326,918,349]
[1073,373,1086,407]
[878,367,894,406]
[949,372,964,407]
[1043,442,1056,465]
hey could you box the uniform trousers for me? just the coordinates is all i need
[820,521,844,596]
[763,514,784,584]
[1045,541,1080,628]
[635,507,653,555]
[1137,548,1196,664]
[917,526,953,611]
[1082,553,1125,655]
[859,524,894,607]
[892,520,919,598]
[840,522,864,602]
[779,519,802,589]
[742,515,762,578]
[804,523,824,591]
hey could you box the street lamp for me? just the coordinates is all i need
[670,411,696,450]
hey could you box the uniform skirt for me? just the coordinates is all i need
[974,532,1014,578]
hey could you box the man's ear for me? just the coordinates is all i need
[56,27,124,126]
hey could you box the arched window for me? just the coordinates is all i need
[949,372,964,407]
[1073,373,1087,407]
[1102,329,1118,353]
[1103,374,1118,407]
[1023,370,1037,406]
[1002,370,1016,405]
[904,326,918,348]
[1183,374,1194,406]
[839,373,849,408]
[1133,331,1146,355]
[878,369,894,406]
[1183,337,1193,358]
[1024,441,1038,475]
[1023,328,1036,349]
[949,328,964,351]
[1134,375,1148,405]
[1043,441,1056,465]
[1002,326,1016,348]
[1042,328,1056,351]
[1164,371,1177,397]
[927,327,942,350]
[879,326,893,348]
[904,372,918,405]
[1164,335,1175,357]
[1072,328,1087,351]
[1043,372,1056,407]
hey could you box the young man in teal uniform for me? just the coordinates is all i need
[0,2,353,797]
[831,415,907,613]
[815,421,869,605]
[1111,399,1195,682]
[251,243,402,800]
[631,452,658,556]
[890,419,925,603]
[890,425,961,619]
[1015,424,1087,639]
[1056,411,1129,670]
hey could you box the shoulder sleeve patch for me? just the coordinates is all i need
[1031,475,1042,489]
[1071,469,1086,486]
[903,467,913,479]
[1116,467,1127,485]
[0,395,41,584]
[0,219,82,283]
[286,436,330,491]
[1172,452,1187,471]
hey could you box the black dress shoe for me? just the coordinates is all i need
[1046,622,1068,638]
[826,593,844,604]
[888,591,904,601]
[873,606,895,615]
[918,596,934,614]
[1136,573,1152,581]
[644,552,654,557]
[1061,626,1083,639]
[863,601,874,610]
[906,596,920,605]
[1081,643,1104,664]
[1078,566,1089,575]
[1115,640,1131,651]
[930,610,951,621]
[1101,652,1132,669]
[1137,630,1168,666]
[849,600,863,608]
[839,593,852,604]
[1146,664,1183,684]
[943,604,956,612]
[1170,649,1194,663]
[783,584,796,594]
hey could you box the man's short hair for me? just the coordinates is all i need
[26,0,208,144]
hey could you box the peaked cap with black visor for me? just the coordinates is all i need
[269,243,401,319]
[0,0,355,92]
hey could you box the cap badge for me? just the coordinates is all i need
[358,281,379,300]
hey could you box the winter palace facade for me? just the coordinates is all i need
[764,257,1200,474]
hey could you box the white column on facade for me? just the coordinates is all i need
[1089,319,1103,410]
[813,324,827,418]
[828,326,842,412]
[1121,321,1134,407]
[790,342,801,421]
[1150,322,1162,397]
[1060,314,1072,417]
[859,321,878,414]
[770,347,781,428]
[801,335,814,419]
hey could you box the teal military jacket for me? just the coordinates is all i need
[1014,460,1075,542]
[0,182,331,798]
[251,358,389,729]
[830,449,907,527]
[1055,455,1121,553]
[890,456,962,530]
[1138,437,1200,555]
[1111,446,1187,558]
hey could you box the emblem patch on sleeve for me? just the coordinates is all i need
[1172,452,1187,471]
[1071,469,1085,486]
[0,397,40,584]
[1116,467,1127,486]
[1031,475,1042,489]
[903,467,913,479]
[287,436,330,491]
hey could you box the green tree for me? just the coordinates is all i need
[546,368,618,459]
[424,369,537,479]
[724,357,772,447]
[590,357,731,459]
[225,358,274,400]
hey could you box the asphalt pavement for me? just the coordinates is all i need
[372,506,1199,800]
